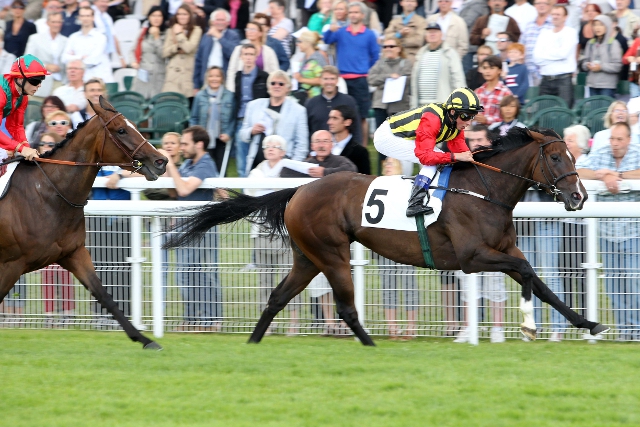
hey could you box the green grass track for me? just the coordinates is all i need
[1,330,639,426]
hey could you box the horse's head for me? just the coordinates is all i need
[89,96,167,180]
[529,129,587,211]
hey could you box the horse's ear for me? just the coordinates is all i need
[98,95,116,112]
[527,128,545,143]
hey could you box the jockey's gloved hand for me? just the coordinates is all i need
[20,147,39,161]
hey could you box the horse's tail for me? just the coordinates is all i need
[163,188,298,249]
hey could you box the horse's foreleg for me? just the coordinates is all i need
[505,247,610,337]
[459,245,538,340]
[248,249,320,343]
[58,248,162,350]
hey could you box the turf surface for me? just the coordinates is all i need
[2,330,639,426]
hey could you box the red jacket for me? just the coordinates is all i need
[414,111,467,166]
[0,75,29,153]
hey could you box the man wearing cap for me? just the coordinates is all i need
[0,54,50,161]
[426,0,469,60]
[411,22,466,109]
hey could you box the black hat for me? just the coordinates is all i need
[425,22,441,31]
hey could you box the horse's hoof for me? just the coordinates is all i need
[143,341,163,351]
[520,326,537,341]
[590,324,610,336]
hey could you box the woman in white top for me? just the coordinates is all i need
[590,101,636,151]
[246,135,300,335]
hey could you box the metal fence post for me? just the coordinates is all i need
[151,216,164,338]
[126,189,146,330]
[465,273,479,345]
[583,217,602,343]
[351,242,369,336]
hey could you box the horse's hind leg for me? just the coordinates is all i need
[323,264,375,346]
[248,247,320,343]
[58,248,162,350]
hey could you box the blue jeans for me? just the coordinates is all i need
[234,125,250,178]
[176,227,222,325]
[518,220,566,331]
[589,87,616,98]
[630,82,640,98]
[600,238,640,333]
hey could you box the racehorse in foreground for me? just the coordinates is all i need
[0,96,167,350]
[165,127,609,345]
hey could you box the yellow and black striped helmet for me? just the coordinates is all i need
[444,87,484,113]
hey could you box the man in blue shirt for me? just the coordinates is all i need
[323,1,379,146]
[162,126,222,331]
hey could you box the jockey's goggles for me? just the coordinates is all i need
[458,112,476,121]
[26,76,45,86]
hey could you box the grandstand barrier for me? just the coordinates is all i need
[2,178,639,344]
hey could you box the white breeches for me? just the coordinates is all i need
[373,121,437,178]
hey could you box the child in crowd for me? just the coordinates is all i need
[474,55,513,125]
[503,43,529,105]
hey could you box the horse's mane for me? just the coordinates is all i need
[36,118,91,159]
[467,126,561,163]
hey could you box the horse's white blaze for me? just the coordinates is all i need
[520,297,536,330]
[565,149,586,203]
[125,118,154,148]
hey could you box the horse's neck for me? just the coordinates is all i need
[46,125,103,199]
[476,144,541,208]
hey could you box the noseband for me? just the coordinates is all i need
[32,112,153,207]
[532,139,579,198]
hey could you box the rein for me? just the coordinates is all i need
[13,113,150,208]
[433,139,577,210]
[472,139,578,196]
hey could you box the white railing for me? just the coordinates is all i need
[3,178,639,344]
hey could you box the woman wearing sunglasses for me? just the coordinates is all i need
[0,54,50,162]
[44,110,72,139]
[373,87,484,217]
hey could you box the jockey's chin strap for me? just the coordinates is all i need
[28,113,152,208]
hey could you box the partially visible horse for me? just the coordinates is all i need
[165,127,609,345]
[0,96,167,350]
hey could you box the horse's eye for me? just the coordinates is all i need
[118,128,126,135]
[551,154,560,161]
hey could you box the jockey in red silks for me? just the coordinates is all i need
[373,87,485,217]
[0,54,51,162]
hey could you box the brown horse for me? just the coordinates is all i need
[0,96,167,350]
[165,127,609,346]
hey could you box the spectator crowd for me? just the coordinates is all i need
[1,0,640,340]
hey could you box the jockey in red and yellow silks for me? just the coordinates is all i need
[0,54,51,161]
[373,87,485,217]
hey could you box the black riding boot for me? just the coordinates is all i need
[406,186,434,217]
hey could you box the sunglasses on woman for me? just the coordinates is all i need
[41,142,56,147]
[48,120,70,126]
[270,81,286,86]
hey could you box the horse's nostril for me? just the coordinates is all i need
[155,159,166,167]
[572,192,582,201]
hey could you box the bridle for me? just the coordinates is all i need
[32,112,151,207]
[473,139,578,198]
[431,138,579,210]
